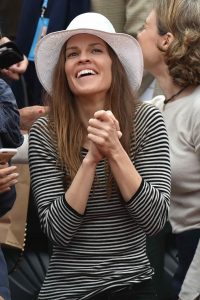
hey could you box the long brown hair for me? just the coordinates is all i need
[47,41,138,181]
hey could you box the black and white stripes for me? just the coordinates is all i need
[29,103,171,300]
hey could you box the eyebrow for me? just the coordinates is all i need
[66,42,105,51]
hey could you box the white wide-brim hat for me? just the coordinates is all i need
[35,12,143,94]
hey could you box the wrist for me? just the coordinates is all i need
[82,155,98,168]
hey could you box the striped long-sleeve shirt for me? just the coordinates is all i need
[29,103,171,300]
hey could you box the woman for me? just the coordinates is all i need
[137,1,200,299]
[29,12,171,300]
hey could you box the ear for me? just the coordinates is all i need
[159,32,174,51]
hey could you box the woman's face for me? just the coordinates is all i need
[65,33,112,99]
[137,10,164,72]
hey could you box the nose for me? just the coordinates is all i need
[78,51,90,63]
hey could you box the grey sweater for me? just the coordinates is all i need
[151,85,200,233]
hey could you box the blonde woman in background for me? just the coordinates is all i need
[138,0,200,299]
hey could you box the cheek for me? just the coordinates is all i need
[105,59,112,85]
[107,69,112,87]
[64,62,70,77]
[65,63,73,85]
[137,31,146,48]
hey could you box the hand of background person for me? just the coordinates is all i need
[0,36,28,80]
[19,105,49,131]
[0,163,19,193]
[0,55,28,80]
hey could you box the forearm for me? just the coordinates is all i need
[65,156,97,214]
[108,146,142,201]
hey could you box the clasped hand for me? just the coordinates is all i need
[87,110,122,163]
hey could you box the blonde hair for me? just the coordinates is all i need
[47,42,138,182]
[154,0,200,87]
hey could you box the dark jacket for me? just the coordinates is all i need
[0,78,23,148]
[14,0,90,106]
[0,78,23,217]
[0,78,23,299]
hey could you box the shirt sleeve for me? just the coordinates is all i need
[29,117,84,247]
[126,103,171,235]
[0,78,23,148]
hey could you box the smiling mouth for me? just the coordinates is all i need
[76,69,97,78]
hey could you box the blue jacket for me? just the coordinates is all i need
[0,79,23,149]
[0,78,23,217]
[0,78,23,300]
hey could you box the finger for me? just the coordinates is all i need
[88,119,122,139]
[106,110,121,132]
[88,133,105,146]
[93,110,113,122]
[0,186,11,193]
[0,178,18,192]
[9,56,28,74]
[9,64,24,74]
[1,69,20,80]
[0,162,9,169]
[0,173,19,186]
[95,110,122,138]
[105,110,115,119]
[88,118,109,130]
[87,125,108,139]
[0,166,17,176]
[117,131,122,139]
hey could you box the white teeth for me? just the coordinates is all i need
[77,69,96,78]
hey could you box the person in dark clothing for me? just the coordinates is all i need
[0,32,27,299]
[14,0,90,107]
[0,78,23,300]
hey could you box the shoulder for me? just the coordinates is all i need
[134,102,168,147]
[29,116,57,155]
[29,116,50,140]
[0,78,11,94]
[30,116,48,130]
[0,78,16,105]
[190,86,200,111]
[135,101,165,128]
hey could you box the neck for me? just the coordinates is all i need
[164,85,189,104]
[152,66,195,104]
[75,94,106,128]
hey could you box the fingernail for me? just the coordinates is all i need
[13,173,19,177]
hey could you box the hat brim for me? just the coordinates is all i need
[35,28,143,94]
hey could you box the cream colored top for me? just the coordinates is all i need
[150,86,200,233]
